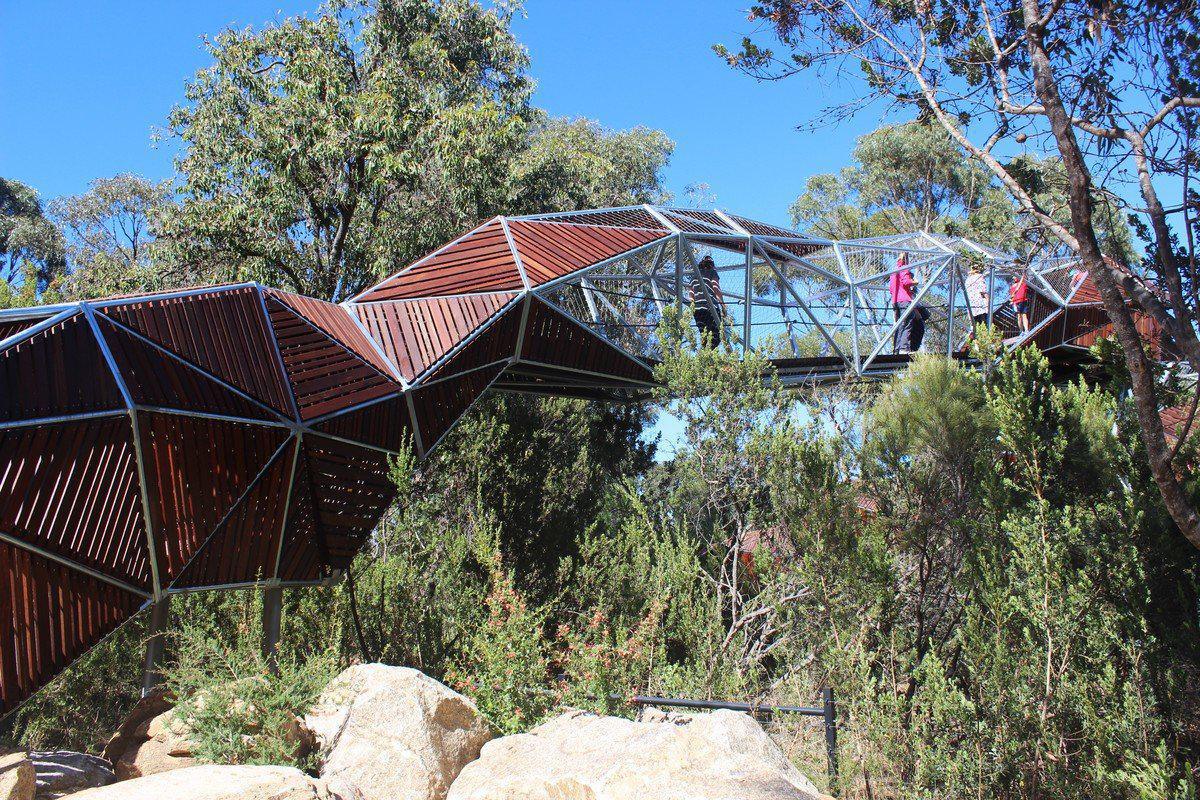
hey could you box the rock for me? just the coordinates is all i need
[101,690,173,766]
[0,751,34,800]
[102,686,314,780]
[447,709,822,800]
[304,665,493,800]
[56,764,344,800]
[105,705,198,781]
[29,752,114,799]
[102,691,198,781]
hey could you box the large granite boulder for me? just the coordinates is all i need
[102,692,198,781]
[304,665,493,800]
[0,752,34,800]
[56,764,344,800]
[447,709,823,800]
[29,752,114,799]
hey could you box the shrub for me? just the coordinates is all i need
[164,590,336,769]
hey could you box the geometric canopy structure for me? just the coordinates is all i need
[0,204,1147,712]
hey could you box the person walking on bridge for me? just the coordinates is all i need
[965,261,991,329]
[690,254,726,345]
[890,253,928,354]
[1010,267,1032,334]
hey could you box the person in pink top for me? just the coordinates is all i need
[890,253,929,353]
[1010,268,1031,333]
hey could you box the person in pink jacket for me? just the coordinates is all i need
[890,253,929,353]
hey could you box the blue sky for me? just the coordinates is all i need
[0,0,885,228]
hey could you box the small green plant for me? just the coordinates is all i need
[164,591,336,769]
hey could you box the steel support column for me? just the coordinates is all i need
[262,584,283,668]
[141,595,171,696]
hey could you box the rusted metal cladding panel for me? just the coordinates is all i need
[506,221,668,286]
[354,220,523,302]
[138,412,288,584]
[409,363,506,454]
[532,209,669,231]
[350,293,517,382]
[0,418,150,589]
[302,437,395,569]
[96,319,278,422]
[313,397,413,453]
[276,460,323,583]
[1069,308,1169,357]
[172,439,295,589]
[1068,272,1101,303]
[265,296,400,421]
[99,287,294,416]
[1062,305,1109,348]
[520,299,654,384]
[0,540,141,714]
[0,318,44,342]
[418,301,523,384]
[0,313,124,422]
[266,290,397,380]
[1029,310,1068,351]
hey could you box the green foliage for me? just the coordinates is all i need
[409,393,655,596]
[0,177,65,302]
[447,552,554,735]
[790,121,991,239]
[510,117,674,213]
[5,615,146,752]
[161,0,534,300]
[165,590,337,769]
[788,121,1134,261]
[47,174,175,300]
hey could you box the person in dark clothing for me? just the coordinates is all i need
[689,254,726,345]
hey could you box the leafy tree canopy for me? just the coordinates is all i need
[792,121,1134,259]
[47,174,174,300]
[510,117,674,214]
[0,177,65,306]
[162,0,534,300]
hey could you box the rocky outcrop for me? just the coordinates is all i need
[29,752,114,799]
[304,665,493,800]
[446,709,823,800]
[102,692,198,781]
[56,764,344,800]
[0,752,34,800]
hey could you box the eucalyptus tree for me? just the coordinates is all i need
[0,177,65,305]
[719,0,1200,548]
[163,0,533,301]
[793,121,1133,258]
[792,121,992,238]
[48,174,175,300]
[509,117,674,214]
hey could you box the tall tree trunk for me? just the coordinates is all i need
[1020,0,1200,550]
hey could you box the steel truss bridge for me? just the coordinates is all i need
[0,204,1134,712]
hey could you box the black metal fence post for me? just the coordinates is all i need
[823,686,839,794]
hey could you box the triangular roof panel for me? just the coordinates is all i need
[350,292,517,382]
[507,220,669,286]
[101,286,294,416]
[354,219,524,302]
